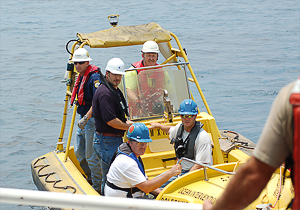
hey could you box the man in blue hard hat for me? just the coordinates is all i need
[150,99,213,186]
[104,122,182,198]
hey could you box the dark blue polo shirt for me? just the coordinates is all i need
[92,84,126,135]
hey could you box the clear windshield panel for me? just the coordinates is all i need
[119,65,190,119]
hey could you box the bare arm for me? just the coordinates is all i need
[203,156,276,210]
[150,188,162,196]
[85,106,93,119]
[107,118,134,130]
[135,164,182,193]
[189,163,203,172]
[150,122,171,134]
[126,88,139,103]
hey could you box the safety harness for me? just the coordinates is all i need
[70,65,99,106]
[174,121,203,159]
[106,142,145,198]
[289,77,300,209]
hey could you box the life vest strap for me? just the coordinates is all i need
[106,181,141,198]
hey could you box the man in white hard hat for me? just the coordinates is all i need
[70,48,102,193]
[132,40,160,68]
[92,57,134,195]
[125,41,166,118]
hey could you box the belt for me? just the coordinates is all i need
[96,132,123,137]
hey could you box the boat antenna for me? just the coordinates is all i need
[108,14,119,27]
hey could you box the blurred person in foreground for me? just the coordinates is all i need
[204,77,300,210]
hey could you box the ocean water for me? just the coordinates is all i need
[0,0,299,209]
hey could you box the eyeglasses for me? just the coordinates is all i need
[74,61,86,65]
[181,115,195,119]
[130,140,148,147]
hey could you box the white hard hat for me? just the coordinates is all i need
[105,58,125,75]
[71,48,93,62]
[141,41,160,53]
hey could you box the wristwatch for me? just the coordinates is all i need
[83,115,88,120]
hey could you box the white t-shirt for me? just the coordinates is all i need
[169,122,213,171]
[105,154,147,198]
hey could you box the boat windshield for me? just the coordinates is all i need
[119,63,190,120]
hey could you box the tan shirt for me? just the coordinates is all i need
[253,81,294,169]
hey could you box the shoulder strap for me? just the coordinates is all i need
[98,70,128,121]
[106,142,144,197]
[185,121,203,160]
[176,123,184,139]
[109,142,145,176]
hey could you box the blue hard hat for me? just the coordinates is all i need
[126,123,152,143]
[178,99,198,115]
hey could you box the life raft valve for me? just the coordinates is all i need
[256,203,272,210]
[108,14,119,27]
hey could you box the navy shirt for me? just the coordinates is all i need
[93,84,127,135]
[77,72,100,117]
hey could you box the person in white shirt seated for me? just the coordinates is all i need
[104,122,182,198]
[150,99,213,187]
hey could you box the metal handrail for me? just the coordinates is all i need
[177,157,235,181]
[124,62,189,72]
[0,187,202,210]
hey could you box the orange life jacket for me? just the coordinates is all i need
[289,76,300,209]
[131,60,164,101]
[70,65,99,106]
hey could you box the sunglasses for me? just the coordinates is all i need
[181,115,195,119]
[130,140,148,147]
[74,61,86,65]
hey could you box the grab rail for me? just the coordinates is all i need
[0,187,202,210]
[177,157,235,181]
[124,62,189,72]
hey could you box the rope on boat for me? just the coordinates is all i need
[222,130,255,150]
[33,157,76,194]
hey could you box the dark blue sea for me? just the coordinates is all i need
[0,0,299,209]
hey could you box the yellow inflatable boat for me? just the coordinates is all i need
[31,16,294,209]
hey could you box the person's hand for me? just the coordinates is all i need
[169,164,182,176]
[149,122,161,129]
[203,199,214,210]
[126,120,135,126]
[78,117,88,129]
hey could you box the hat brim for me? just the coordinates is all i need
[106,69,126,75]
[136,139,153,143]
[178,111,197,115]
[71,58,93,62]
